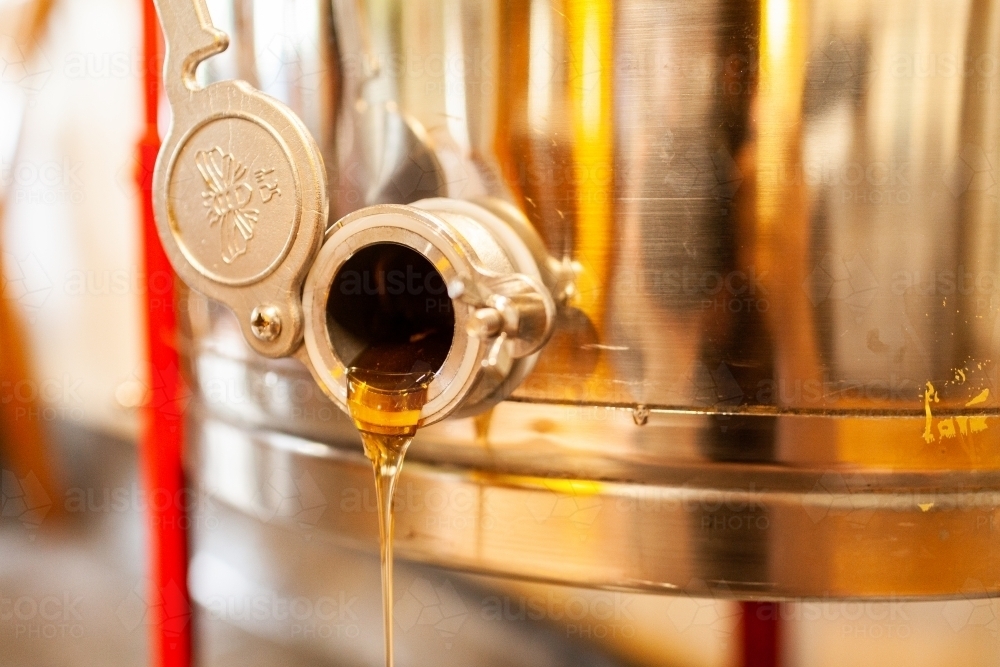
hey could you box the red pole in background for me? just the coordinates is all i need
[741,601,781,667]
[136,1,192,666]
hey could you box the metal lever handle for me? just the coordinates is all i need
[154,0,227,102]
[151,0,328,358]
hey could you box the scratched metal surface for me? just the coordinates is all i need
[175,0,1000,599]
[199,0,1000,418]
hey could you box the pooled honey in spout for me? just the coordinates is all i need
[346,338,445,667]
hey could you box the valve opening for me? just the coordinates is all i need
[326,243,455,376]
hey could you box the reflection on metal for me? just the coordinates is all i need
[191,0,1000,412]
[185,323,1000,598]
[189,502,648,667]
[757,0,822,395]
[192,405,1000,599]
[566,0,614,329]
[180,0,1000,600]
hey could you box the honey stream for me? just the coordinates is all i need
[345,337,446,667]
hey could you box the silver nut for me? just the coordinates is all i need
[250,306,282,342]
[467,307,505,339]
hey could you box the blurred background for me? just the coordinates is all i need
[1,0,1000,666]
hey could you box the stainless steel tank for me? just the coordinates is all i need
[152,0,1000,639]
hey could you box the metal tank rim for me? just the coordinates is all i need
[189,400,1000,600]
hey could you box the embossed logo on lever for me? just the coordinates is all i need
[166,116,300,286]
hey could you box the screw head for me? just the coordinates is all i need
[250,306,282,342]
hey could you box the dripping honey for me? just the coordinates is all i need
[330,243,455,667]
[346,339,446,667]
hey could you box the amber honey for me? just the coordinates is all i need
[346,343,440,667]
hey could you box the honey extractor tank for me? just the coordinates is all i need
[151,0,1000,613]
